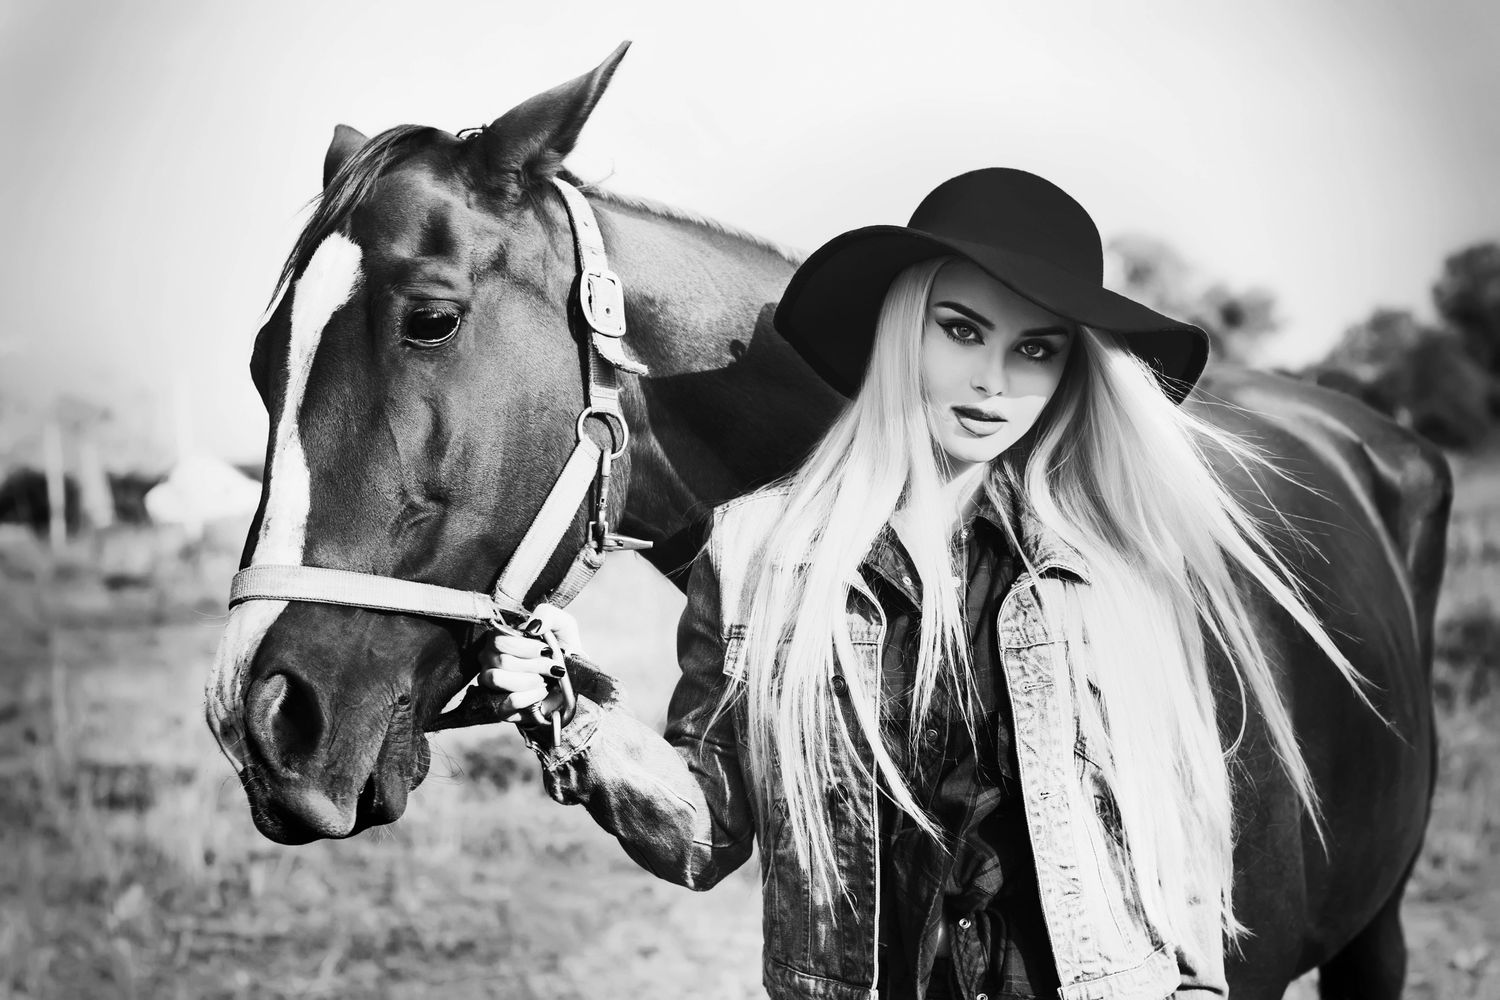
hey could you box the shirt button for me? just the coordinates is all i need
[901,575,913,587]
[831,674,848,696]
[976,994,988,1000]
[924,728,941,743]
[957,916,972,929]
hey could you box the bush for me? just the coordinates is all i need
[1306,311,1497,449]
[1433,606,1500,708]
[1434,242,1500,378]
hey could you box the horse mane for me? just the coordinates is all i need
[558,169,805,266]
[271,125,802,309]
[272,124,439,306]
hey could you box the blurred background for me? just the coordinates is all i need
[2,1,1496,997]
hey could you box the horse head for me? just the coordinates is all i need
[209,44,641,844]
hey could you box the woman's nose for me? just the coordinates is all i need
[971,351,1008,396]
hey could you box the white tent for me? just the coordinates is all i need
[144,454,261,539]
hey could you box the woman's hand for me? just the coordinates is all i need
[476,604,586,722]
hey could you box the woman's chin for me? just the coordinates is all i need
[938,431,1014,467]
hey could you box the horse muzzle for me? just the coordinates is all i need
[240,668,432,844]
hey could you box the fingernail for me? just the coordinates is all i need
[549,664,567,678]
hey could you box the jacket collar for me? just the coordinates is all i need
[1017,508,1091,584]
[858,489,1092,587]
[991,472,1091,584]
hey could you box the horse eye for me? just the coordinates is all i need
[404,309,461,347]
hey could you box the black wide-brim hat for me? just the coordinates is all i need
[775,168,1209,404]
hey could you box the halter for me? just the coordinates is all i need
[228,176,651,732]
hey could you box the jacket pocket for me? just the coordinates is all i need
[723,623,749,682]
[762,796,817,973]
[1074,750,1154,955]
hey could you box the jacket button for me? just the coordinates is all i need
[924,728,941,743]
[831,674,848,696]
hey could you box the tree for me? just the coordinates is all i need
[1310,308,1496,449]
[1433,242,1500,377]
[1320,308,1433,381]
[1402,333,1498,448]
[1105,235,1279,367]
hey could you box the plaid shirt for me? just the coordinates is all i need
[863,498,1060,1000]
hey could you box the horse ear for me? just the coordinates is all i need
[477,41,630,192]
[324,124,368,187]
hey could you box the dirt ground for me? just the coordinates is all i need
[1,449,1497,999]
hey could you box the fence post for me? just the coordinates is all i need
[43,420,66,552]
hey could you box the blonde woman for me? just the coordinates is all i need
[478,169,1369,999]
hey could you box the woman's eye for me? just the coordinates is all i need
[1018,341,1056,362]
[405,309,461,347]
[942,321,981,344]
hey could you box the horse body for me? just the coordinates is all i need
[1179,369,1447,996]
[213,45,1450,999]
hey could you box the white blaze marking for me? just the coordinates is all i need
[206,234,362,768]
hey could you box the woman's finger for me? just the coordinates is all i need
[531,604,587,655]
[501,651,556,676]
[477,644,544,674]
[478,638,551,672]
[490,633,549,659]
[498,687,548,716]
[477,667,547,693]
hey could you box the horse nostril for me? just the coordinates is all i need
[246,671,325,774]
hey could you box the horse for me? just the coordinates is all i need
[208,44,1452,1000]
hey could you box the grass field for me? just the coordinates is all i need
[1,448,1496,999]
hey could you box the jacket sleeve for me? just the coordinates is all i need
[520,530,755,891]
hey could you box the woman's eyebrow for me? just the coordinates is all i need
[931,300,994,329]
[933,302,1072,339]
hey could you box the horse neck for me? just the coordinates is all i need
[590,193,844,560]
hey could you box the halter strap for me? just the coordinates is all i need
[490,176,648,613]
[228,176,650,634]
[230,564,505,621]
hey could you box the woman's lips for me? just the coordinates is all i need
[952,405,1007,437]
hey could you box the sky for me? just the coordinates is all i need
[2,0,1497,467]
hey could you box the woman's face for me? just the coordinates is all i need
[920,259,1076,473]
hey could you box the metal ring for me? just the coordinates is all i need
[575,407,629,459]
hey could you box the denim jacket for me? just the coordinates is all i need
[526,490,1227,999]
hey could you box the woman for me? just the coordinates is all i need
[478,169,1367,999]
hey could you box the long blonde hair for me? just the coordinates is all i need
[728,257,1369,943]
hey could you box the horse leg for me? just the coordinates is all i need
[1315,857,1416,1000]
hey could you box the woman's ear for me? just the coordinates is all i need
[471,41,630,197]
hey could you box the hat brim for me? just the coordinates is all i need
[775,226,1209,404]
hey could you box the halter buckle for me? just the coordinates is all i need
[594,528,653,552]
[576,407,629,458]
[579,268,626,338]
